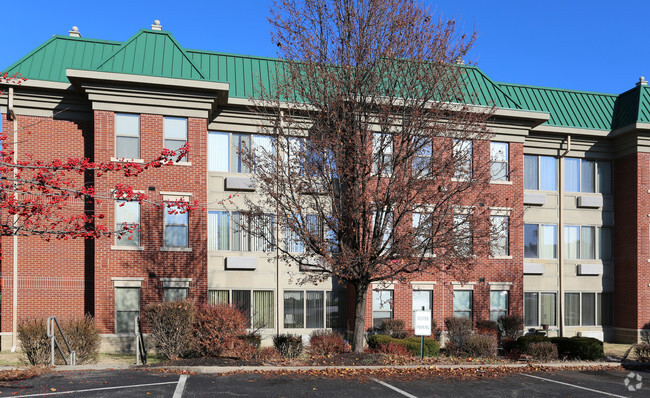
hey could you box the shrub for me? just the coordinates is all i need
[257,347,282,362]
[528,341,558,361]
[444,317,472,356]
[376,341,411,356]
[381,319,407,339]
[476,320,499,338]
[404,336,440,357]
[641,322,650,344]
[145,300,195,360]
[549,336,604,360]
[18,318,49,366]
[368,335,439,357]
[240,332,262,350]
[273,334,303,359]
[192,304,249,358]
[517,334,549,353]
[501,338,522,360]
[498,315,523,340]
[61,316,101,364]
[367,334,393,349]
[634,343,650,362]
[310,330,350,356]
[461,334,497,358]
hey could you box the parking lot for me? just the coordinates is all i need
[0,367,647,397]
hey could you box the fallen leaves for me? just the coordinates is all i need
[0,366,52,381]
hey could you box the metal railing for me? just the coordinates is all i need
[46,316,75,366]
[135,316,147,365]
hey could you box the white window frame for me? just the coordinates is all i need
[524,223,557,259]
[452,139,472,180]
[208,211,275,252]
[524,155,557,191]
[490,142,509,181]
[114,199,141,249]
[114,113,141,161]
[163,116,188,162]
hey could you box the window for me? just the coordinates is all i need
[208,132,273,173]
[306,291,324,328]
[453,290,472,319]
[491,215,509,257]
[208,211,274,252]
[282,290,344,329]
[565,292,610,326]
[524,292,557,326]
[413,137,432,176]
[285,214,320,253]
[373,133,393,175]
[115,287,140,333]
[164,287,188,302]
[453,139,472,179]
[326,291,345,329]
[372,290,393,328]
[163,117,188,161]
[453,213,472,257]
[565,158,611,193]
[524,224,557,259]
[284,291,304,328]
[412,290,432,311]
[208,290,229,305]
[490,290,508,321]
[564,226,611,260]
[208,290,274,329]
[490,142,508,181]
[374,210,393,249]
[164,204,189,248]
[524,155,557,191]
[413,212,432,255]
[115,113,140,159]
[115,200,140,246]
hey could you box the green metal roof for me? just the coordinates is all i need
[499,83,617,131]
[460,67,522,110]
[611,84,650,130]
[96,30,206,80]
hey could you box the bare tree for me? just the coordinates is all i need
[247,0,500,352]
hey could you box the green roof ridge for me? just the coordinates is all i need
[461,66,523,110]
[499,81,618,98]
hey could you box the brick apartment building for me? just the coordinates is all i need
[0,23,649,350]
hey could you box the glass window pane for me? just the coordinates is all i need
[413,290,432,311]
[540,293,557,326]
[208,290,229,305]
[326,291,345,329]
[524,155,539,190]
[116,311,139,334]
[582,293,595,326]
[598,161,612,194]
[490,142,508,181]
[115,114,140,136]
[581,160,596,193]
[284,291,304,328]
[253,291,274,329]
[208,211,230,251]
[208,132,229,172]
[165,226,188,247]
[581,226,595,260]
[564,226,580,260]
[164,117,187,140]
[164,288,188,302]
[540,225,557,259]
[491,216,509,256]
[115,287,140,334]
[565,293,580,326]
[373,290,393,328]
[490,290,508,321]
[116,136,140,159]
[524,224,538,258]
[524,292,539,326]
[306,291,324,328]
[540,156,557,191]
[115,201,140,246]
[565,158,580,192]
[231,133,251,173]
[453,139,472,179]
[453,290,472,319]
[252,135,273,174]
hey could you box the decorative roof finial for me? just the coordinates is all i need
[152,20,162,31]
[69,26,81,38]
[637,76,648,87]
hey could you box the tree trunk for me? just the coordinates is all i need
[352,281,369,353]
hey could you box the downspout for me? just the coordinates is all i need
[558,135,571,337]
[276,112,284,336]
[8,87,18,352]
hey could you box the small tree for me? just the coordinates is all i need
[246,0,499,352]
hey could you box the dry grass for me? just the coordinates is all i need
[603,343,633,359]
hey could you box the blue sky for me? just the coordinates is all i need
[1,0,646,94]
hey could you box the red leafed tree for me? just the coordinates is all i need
[246,0,504,351]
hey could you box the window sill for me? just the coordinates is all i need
[173,161,192,166]
[451,177,470,183]
[490,180,512,185]
[489,255,513,260]
[111,157,145,164]
[111,245,144,251]
[160,247,192,252]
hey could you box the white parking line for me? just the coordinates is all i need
[372,378,418,398]
[3,380,179,397]
[173,374,188,398]
[522,374,628,398]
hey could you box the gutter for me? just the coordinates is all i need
[558,135,571,337]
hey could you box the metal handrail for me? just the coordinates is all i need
[135,316,147,365]
[46,316,76,366]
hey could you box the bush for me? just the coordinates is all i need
[381,319,407,339]
[61,316,101,364]
[273,334,303,359]
[517,334,549,353]
[367,334,393,349]
[498,316,523,340]
[549,336,604,360]
[641,322,650,344]
[18,318,49,366]
[240,332,262,351]
[404,336,440,357]
[310,330,350,356]
[192,304,249,358]
[368,335,439,357]
[257,347,282,362]
[461,334,497,358]
[376,342,411,356]
[528,342,558,361]
[501,338,522,360]
[444,317,472,356]
[634,343,650,362]
[145,300,195,360]
[476,320,499,337]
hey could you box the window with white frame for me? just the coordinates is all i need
[115,200,140,246]
[115,287,140,333]
[413,137,432,176]
[285,214,319,253]
[412,290,432,311]
[115,113,140,159]
[490,290,509,321]
[284,291,304,328]
[453,139,472,179]
[524,155,557,191]
[208,132,273,173]
[163,117,188,161]
[373,209,393,249]
[564,226,611,260]
[524,292,557,327]
[453,213,472,257]
[453,290,472,319]
[282,290,345,329]
[564,158,612,194]
[490,142,508,181]
[412,212,431,255]
[208,211,274,252]
[524,224,557,259]
[164,204,189,248]
[372,289,393,328]
[490,215,509,257]
[208,289,275,329]
[373,133,393,175]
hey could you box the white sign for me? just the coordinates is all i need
[413,310,432,336]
